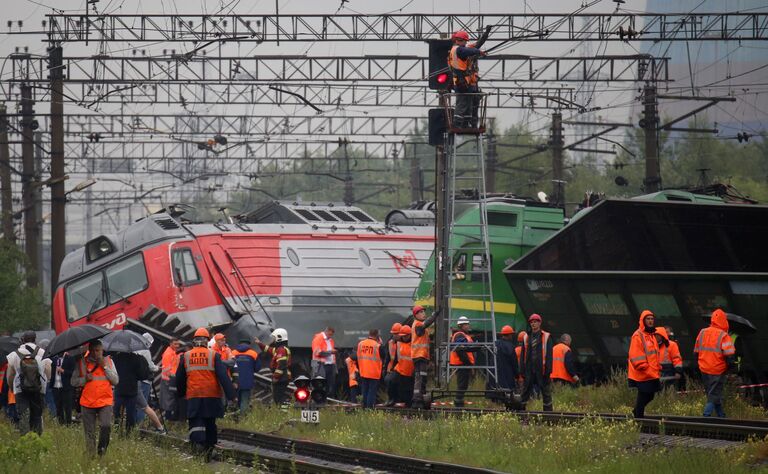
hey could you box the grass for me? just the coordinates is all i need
[231,405,768,473]
[0,415,213,474]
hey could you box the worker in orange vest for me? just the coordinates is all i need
[71,340,119,457]
[176,327,236,456]
[515,331,526,391]
[311,327,337,399]
[356,329,386,408]
[211,333,233,362]
[447,28,490,129]
[654,327,683,390]
[159,337,181,420]
[384,322,402,407]
[662,326,685,391]
[521,314,554,411]
[395,325,415,406]
[411,305,439,408]
[628,310,661,418]
[694,308,736,418]
[344,352,360,403]
[450,316,476,407]
[551,334,579,386]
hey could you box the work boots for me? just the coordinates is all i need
[97,426,111,456]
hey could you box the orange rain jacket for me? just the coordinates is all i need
[627,310,661,382]
[694,309,735,375]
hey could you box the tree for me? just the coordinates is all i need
[0,241,49,333]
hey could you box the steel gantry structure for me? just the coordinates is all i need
[38,12,768,43]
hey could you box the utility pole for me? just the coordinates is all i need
[84,141,93,241]
[485,128,497,194]
[21,84,39,288]
[35,131,44,292]
[642,84,661,193]
[410,142,422,202]
[49,45,66,294]
[0,104,13,242]
[342,138,354,204]
[550,112,564,208]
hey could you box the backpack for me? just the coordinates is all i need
[16,345,43,394]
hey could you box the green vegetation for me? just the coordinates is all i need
[0,239,49,333]
[0,418,212,473]
[232,405,767,473]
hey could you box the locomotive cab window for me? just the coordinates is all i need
[172,248,202,286]
[65,272,106,322]
[105,253,148,304]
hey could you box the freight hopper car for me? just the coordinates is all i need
[504,193,768,390]
[52,202,434,358]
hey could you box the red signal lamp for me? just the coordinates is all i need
[436,73,449,85]
[295,387,309,402]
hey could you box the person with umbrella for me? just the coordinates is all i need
[176,327,236,458]
[5,331,51,436]
[71,339,119,457]
[104,331,151,433]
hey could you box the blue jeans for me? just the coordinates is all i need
[135,382,151,423]
[238,389,252,414]
[360,378,379,408]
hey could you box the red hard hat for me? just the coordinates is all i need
[500,325,515,335]
[452,30,470,41]
[528,313,542,323]
[399,325,412,336]
[517,331,527,343]
[391,323,402,334]
[412,305,426,316]
[194,327,210,339]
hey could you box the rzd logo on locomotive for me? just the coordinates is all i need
[390,250,421,273]
[102,313,127,330]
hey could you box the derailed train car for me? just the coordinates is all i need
[52,202,434,356]
[504,194,768,386]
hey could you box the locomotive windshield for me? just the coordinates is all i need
[65,253,149,321]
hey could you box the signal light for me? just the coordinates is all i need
[428,108,447,146]
[436,73,448,85]
[295,387,310,403]
[310,376,327,405]
[294,375,311,404]
[427,39,453,91]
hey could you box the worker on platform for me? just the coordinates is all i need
[176,327,236,457]
[628,310,661,418]
[395,325,415,406]
[311,327,338,399]
[551,334,579,387]
[357,329,386,408]
[384,322,402,406]
[231,339,260,415]
[515,331,526,391]
[655,327,683,390]
[71,340,119,457]
[256,329,292,406]
[521,314,554,411]
[411,305,439,408]
[494,325,519,392]
[450,316,476,407]
[160,338,181,420]
[447,28,490,129]
[694,308,736,418]
[344,351,360,403]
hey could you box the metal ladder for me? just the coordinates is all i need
[439,131,498,390]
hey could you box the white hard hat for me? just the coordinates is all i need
[456,316,471,326]
[271,328,288,343]
[142,332,154,346]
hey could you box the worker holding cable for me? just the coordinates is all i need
[447,26,491,129]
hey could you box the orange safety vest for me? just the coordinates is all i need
[183,347,223,399]
[311,332,336,363]
[213,344,232,361]
[627,316,661,382]
[411,320,430,360]
[550,343,575,383]
[161,346,180,381]
[387,338,398,371]
[232,349,259,360]
[694,327,735,375]
[357,338,382,380]
[395,341,414,377]
[523,331,551,373]
[79,357,115,408]
[448,45,479,88]
[345,357,359,388]
[659,341,683,370]
[449,331,476,366]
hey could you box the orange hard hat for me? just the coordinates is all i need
[194,327,210,339]
[452,30,470,41]
[500,325,515,335]
[399,325,412,336]
[517,330,527,343]
[214,333,226,341]
[391,323,402,334]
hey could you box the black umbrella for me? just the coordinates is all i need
[0,336,21,360]
[101,330,150,353]
[45,324,112,358]
[700,312,757,335]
